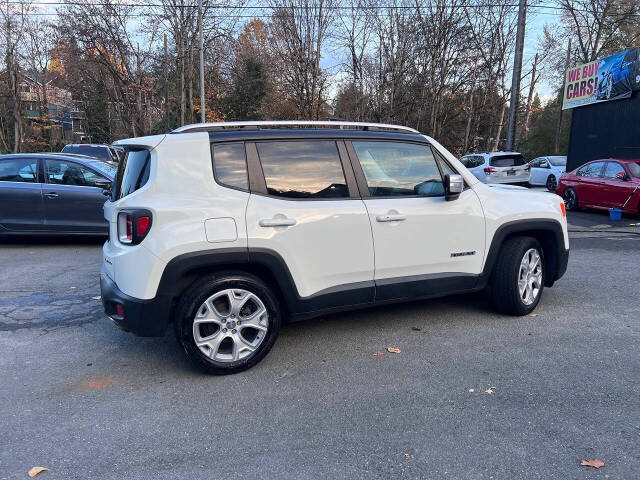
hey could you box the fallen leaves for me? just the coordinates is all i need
[372,351,385,357]
[581,459,605,469]
[468,386,496,394]
[28,467,48,477]
[387,347,401,354]
[529,313,538,317]
[403,453,411,459]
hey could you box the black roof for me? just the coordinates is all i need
[206,128,428,143]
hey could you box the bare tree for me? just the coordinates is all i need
[269,0,335,119]
[59,0,159,137]
[1,0,32,152]
[559,0,640,62]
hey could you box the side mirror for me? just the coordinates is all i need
[615,171,628,181]
[445,174,464,201]
[94,179,112,196]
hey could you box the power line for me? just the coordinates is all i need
[4,1,638,18]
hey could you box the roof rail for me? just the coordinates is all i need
[171,120,420,134]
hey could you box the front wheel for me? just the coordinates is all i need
[174,272,281,375]
[562,187,578,210]
[546,175,557,192]
[490,236,544,316]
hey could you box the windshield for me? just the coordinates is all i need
[548,156,567,166]
[86,160,117,179]
[62,145,111,161]
[626,162,640,178]
[490,154,525,167]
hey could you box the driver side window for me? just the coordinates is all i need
[352,141,444,197]
[45,159,103,187]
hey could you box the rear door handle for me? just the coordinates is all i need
[259,218,297,227]
[44,192,59,198]
[376,214,406,222]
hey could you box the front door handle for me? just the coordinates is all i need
[44,192,59,199]
[259,217,297,227]
[376,214,406,222]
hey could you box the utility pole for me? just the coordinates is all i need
[198,0,205,123]
[554,38,571,154]
[505,0,527,152]
[164,33,169,130]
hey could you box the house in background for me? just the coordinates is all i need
[19,74,86,143]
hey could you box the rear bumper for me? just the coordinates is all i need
[100,266,171,337]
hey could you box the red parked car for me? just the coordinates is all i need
[556,158,640,214]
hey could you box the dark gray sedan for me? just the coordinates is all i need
[0,153,115,236]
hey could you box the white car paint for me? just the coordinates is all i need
[245,194,374,298]
[528,156,567,189]
[460,151,531,185]
[102,126,567,303]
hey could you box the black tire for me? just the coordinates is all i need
[562,187,578,211]
[546,175,557,192]
[490,236,544,316]
[174,272,281,375]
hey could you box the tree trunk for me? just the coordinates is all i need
[189,41,194,124]
[493,101,508,151]
[520,52,538,148]
[463,66,477,153]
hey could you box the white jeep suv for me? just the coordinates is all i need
[100,121,569,374]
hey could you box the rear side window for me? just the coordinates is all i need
[256,141,348,199]
[212,143,248,190]
[577,162,604,177]
[111,149,151,201]
[490,154,525,167]
[0,158,38,183]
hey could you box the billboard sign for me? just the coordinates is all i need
[562,47,640,110]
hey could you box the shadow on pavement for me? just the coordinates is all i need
[0,234,106,246]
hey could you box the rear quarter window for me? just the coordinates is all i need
[111,149,151,201]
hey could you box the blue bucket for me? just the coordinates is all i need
[609,208,622,221]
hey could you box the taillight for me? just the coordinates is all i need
[118,212,132,244]
[137,216,150,236]
[117,209,152,245]
[484,167,497,174]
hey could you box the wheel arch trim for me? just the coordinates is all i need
[481,219,568,288]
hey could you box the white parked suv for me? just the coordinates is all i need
[100,121,569,374]
[459,151,531,185]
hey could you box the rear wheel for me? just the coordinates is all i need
[491,236,544,316]
[174,272,281,375]
[546,175,557,192]
[562,187,578,210]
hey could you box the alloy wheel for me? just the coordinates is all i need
[518,248,543,306]
[563,189,576,210]
[546,175,557,192]
[192,288,269,362]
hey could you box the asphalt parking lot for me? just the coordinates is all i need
[1,210,639,479]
